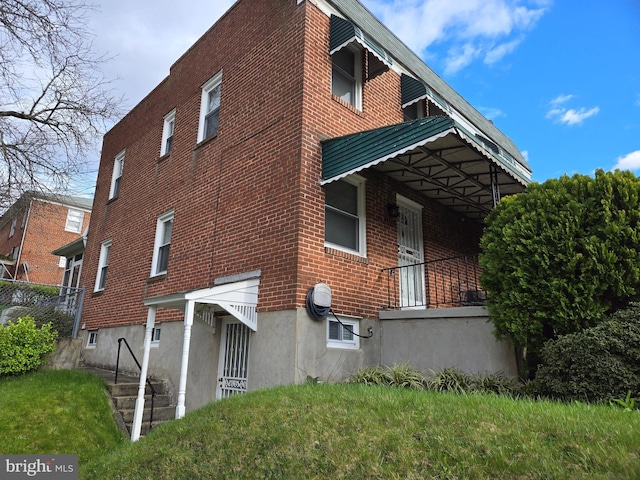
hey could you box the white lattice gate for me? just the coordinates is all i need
[216,319,251,399]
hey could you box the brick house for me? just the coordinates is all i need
[0,192,91,285]
[79,0,531,437]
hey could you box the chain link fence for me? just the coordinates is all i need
[0,279,84,337]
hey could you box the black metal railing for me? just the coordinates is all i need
[115,337,156,432]
[382,255,486,309]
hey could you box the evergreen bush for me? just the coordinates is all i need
[532,303,640,403]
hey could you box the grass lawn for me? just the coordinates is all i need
[2,371,639,479]
[0,369,127,465]
[82,383,640,480]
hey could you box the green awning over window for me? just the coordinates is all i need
[330,15,392,69]
[401,74,428,108]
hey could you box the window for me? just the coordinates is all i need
[161,109,176,156]
[87,331,98,348]
[9,217,16,237]
[151,211,174,276]
[327,315,360,349]
[65,208,84,233]
[151,327,161,347]
[198,73,222,142]
[332,46,362,109]
[109,150,125,200]
[324,176,366,256]
[94,240,111,292]
[403,99,425,121]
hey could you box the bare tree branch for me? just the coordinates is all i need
[0,0,123,211]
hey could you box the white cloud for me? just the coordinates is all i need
[612,150,640,171]
[364,0,549,73]
[484,38,522,65]
[444,43,480,75]
[478,106,506,120]
[558,107,600,125]
[545,95,599,126]
[549,94,574,106]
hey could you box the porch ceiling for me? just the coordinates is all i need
[321,116,530,221]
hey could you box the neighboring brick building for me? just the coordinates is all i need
[79,0,531,437]
[0,192,91,285]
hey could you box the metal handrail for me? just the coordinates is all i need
[382,254,486,309]
[115,337,156,432]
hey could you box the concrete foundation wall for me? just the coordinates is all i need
[379,307,517,377]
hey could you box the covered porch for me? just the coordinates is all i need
[322,116,530,311]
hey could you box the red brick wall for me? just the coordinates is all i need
[0,199,90,285]
[81,0,483,330]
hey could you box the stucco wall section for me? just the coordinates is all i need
[379,307,517,376]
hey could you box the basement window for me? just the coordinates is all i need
[327,315,359,350]
[87,331,98,348]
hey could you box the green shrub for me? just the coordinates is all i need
[0,316,58,376]
[427,368,474,394]
[480,170,640,377]
[6,306,75,337]
[532,303,640,403]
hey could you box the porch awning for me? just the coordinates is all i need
[143,276,260,331]
[321,116,531,220]
[330,15,392,71]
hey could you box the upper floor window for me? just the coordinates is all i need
[94,240,111,292]
[65,208,84,233]
[324,176,366,256]
[198,72,222,142]
[161,109,176,156]
[109,150,125,200]
[403,99,426,121]
[9,217,16,237]
[151,211,174,276]
[332,46,362,110]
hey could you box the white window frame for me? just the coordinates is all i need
[8,217,16,237]
[324,174,366,257]
[197,72,222,142]
[331,45,362,110]
[109,150,125,200]
[150,210,174,277]
[87,330,98,348]
[151,327,161,347]
[160,109,176,156]
[94,239,112,292]
[65,208,84,233]
[327,315,360,350]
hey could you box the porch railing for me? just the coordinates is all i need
[382,255,486,309]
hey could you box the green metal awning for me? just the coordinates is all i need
[321,117,530,220]
[401,74,428,108]
[330,15,392,71]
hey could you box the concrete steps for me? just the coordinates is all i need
[80,367,174,437]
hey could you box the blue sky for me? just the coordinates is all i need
[88,0,640,186]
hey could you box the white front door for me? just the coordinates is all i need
[397,196,425,307]
[216,319,251,399]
